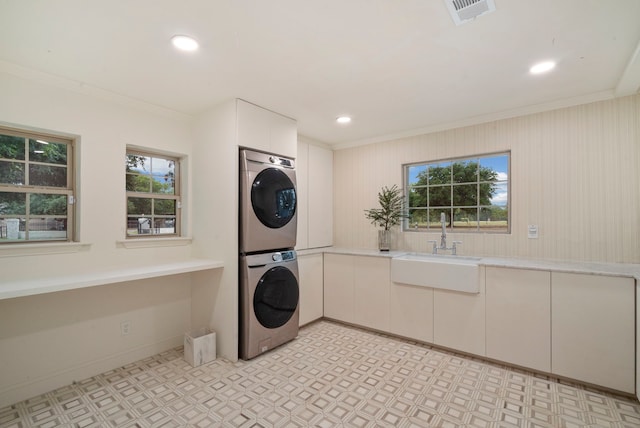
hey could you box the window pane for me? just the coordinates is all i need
[29,164,67,187]
[480,155,508,181]
[154,217,176,234]
[0,192,26,215]
[126,155,150,173]
[29,139,67,165]
[0,134,25,160]
[453,160,478,184]
[453,184,478,206]
[154,199,176,215]
[30,194,67,216]
[151,157,175,194]
[407,165,427,186]
[1,218,25,241]
[490,182,508,207]
[126,173,152,192]
[27,217,67,241]
[408,209,427,230]
[128,197,152,215]
[128,216,153,235]
[0,161,25,185]
[428,162,451,185]
[453,208,477,230]
[480,207,508,231]
[408,187,427,208]
[428,186,451,207]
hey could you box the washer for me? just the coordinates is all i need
[240,250,299,360]
[240,149,297,254]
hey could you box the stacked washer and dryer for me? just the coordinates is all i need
[239,149,300,360]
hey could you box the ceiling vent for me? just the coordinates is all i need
[444,0,496,26]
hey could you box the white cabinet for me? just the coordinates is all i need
[296,138,333,250]
[323,254,389,331]
[551,272,635,393]
[323,254,355,323]
[389,282,434,343]
[353,256,390,332]
[308,144,333,248]
[433,266,486,356]
[486,267,551,372]
[237,99,296,158]
[297,253,324,326]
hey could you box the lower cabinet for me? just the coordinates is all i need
[323,253,355,323]
[323,254,390,331]
[485,267,551,372]
[297,253,324,326]
[433,266,486,356]
[389,282,434,343]
[551,272,635,394]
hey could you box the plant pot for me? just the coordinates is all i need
[378,229,390,251]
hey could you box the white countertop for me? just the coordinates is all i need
[0,259,224,300]
[302,247,640,280]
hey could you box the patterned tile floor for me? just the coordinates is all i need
[1,320,639,427]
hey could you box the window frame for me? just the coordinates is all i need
[403,151,510,234]
[125,148,182,239]
[0,125,75,244]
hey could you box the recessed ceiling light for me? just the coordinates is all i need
[171,35,199,52]
[336,116,352,124]
[36,139,49,145]
[529,61,556,74]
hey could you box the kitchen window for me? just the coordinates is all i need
[126,149,181,237]
[404,152,509,233]
[0,126,75,243]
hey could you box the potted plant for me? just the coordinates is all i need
[364,184,408,251]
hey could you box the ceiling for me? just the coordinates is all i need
[1,0,639,147]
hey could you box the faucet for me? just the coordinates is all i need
[440,212,447,250]
[428,212,462,255]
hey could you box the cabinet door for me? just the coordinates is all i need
[295,140,309,250]
[389,282,434,343]
[237,99,270,153]
[308,144,333,248]
[552,272,635,393]
[353,256,389,332]
[297,253,323,326]
[269,111,297,158]
[323,254,354,323]
[486,268,550,372]
[433,266,486,356]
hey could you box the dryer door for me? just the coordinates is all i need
[251,168,296,229]
[253,266,299,329]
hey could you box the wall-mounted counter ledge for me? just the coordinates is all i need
[0,259,224,301]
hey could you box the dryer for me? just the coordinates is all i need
[240,149,297,254]
[239,250,299,360]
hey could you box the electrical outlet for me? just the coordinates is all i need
[120,320,132,336]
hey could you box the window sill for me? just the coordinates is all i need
[0,258,224,301]
[116,237,192,249]
[0,242,91,258]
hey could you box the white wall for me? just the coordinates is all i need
[334,94,640,263]
[0,71,197,407]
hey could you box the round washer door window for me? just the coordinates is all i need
[253,266,299,329]
[251,168,296,228]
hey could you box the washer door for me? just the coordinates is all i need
[253,266,299,329]
[251,168,296,229]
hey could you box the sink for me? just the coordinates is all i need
[391,252,480,293]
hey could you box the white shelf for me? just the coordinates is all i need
[0,259,224,300]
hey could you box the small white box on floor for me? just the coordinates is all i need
[184,328,216,367]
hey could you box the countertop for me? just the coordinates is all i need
[297,246,640,280]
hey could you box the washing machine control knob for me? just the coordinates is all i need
[269,156,277,164]
[272,252,283,262]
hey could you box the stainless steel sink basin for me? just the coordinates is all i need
[391,252,480,293]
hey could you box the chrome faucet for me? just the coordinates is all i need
[428,212,462,255]
[440,212,447,250]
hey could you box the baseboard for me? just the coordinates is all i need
[0,335,183,408]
